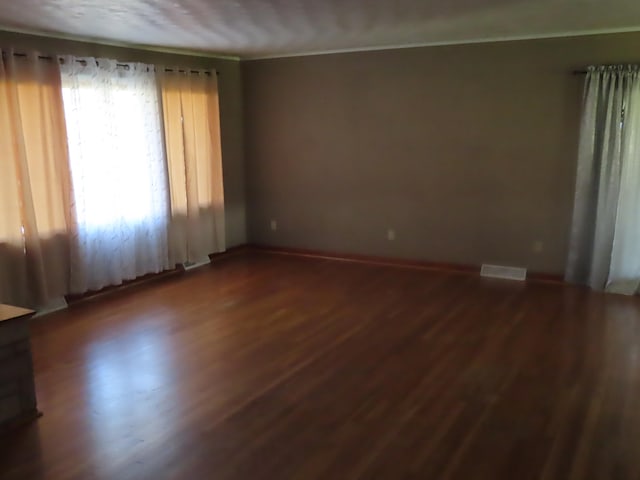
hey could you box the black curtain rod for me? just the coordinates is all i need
[3,51,218,76]
[573,64,640,75]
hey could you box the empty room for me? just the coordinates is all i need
[2,1,640,479]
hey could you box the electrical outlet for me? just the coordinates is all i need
[533,241,543,253]
[270,220,277,231]
[387,229,395,241]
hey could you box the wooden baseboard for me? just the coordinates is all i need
[60,243,564,307]
[209,244,253,262]
[65,267,185,305]
[250,245,479,274]
[248,244,565,284]
[66,245,252,306]
[527,271,566,283]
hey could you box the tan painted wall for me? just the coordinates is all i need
[0,30,247,247]
[243,32,640,274]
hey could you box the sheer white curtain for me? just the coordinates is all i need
[566,65,640,295]
[60,57,171,293]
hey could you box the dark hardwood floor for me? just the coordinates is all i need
[2,251,640,479]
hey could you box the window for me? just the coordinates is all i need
[1,52,225,306]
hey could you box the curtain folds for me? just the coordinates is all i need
[60,57,171,293]
[159,70,225,265]
[566,65,640,294]
[0,50,73,307]
[1,52,226,306]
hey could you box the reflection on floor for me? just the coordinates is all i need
[2,251,640,479]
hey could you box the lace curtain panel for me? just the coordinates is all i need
[0,51,73,307]
[566,65,640,295]
[60,57,171,293]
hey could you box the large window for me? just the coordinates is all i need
[1,52,225,307]
[62,66,167,227]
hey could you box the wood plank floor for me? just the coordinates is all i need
[2,251,640,479]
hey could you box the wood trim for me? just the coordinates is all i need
[0,304,35,323]
[62,243,566,307]
[65,267,185,305]
[65,245,253,306]
[248,244,565,284]
[209,244,253,262]
[250,245,478,274]
[527,272,566,284]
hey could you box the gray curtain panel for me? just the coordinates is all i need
[566,65,640,294]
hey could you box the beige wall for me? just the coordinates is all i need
[243,32,640,274]
[0,30,247,247]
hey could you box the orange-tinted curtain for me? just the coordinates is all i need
[0,51,73,307]
[159,70,225,264]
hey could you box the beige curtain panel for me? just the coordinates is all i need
[0,51,73,307]
[160,70,225,264]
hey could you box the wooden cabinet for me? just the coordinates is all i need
[0,304,39,430]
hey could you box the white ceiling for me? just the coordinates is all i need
[0,0,639,59]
